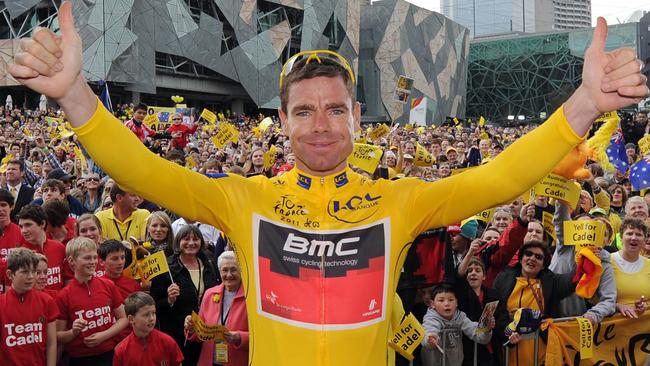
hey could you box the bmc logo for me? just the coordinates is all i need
[283,233,359,257]
[328,193,381,223]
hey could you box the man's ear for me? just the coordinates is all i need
[279,107,290,136]
[353,102,361,133]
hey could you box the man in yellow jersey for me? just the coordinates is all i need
[9,2,649,365]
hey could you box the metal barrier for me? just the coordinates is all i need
[417,328,481,366]
[502,316,579,366]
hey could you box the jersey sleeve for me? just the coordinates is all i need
[45,294,60,322]
[73,99,255,234]
[55,291,69,322]
[403,106,585,237]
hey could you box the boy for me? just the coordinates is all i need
[97,240,141,298]
[17,204,67,291]
[0,247,58,366]
[113,292,184,366]
[56,237,128,365]
[421,284,494,366]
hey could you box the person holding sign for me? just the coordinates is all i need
[150,225,218,365]
[166,112,198,151]
[612,218,650,318]
[184,251,249,366]
[10,4,650,363]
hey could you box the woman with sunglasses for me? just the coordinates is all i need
[80,173,103,213]
[493,241,577,365]
[612,218,650,318]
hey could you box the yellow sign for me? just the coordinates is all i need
[191,311,228,342]
[533,173,581,208]
[44,116,63,125]
[368,124,390,141]
[563,220,606,248]
[542,211,557,242]
[414,143,434,167]
[200,108,217,124]
[186,154,198,169]
[137,250,170,283]
[576,317,594,359]
[479,116,486,127]
[263,145,277,170]
[73,146,88,175]
[143,113,159,127]
[211,123,240,148]
[639,135,650,155]
[388,313,425,361]
[349,143,382,174]
[468,208,495,223]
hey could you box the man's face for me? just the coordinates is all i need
[278,76,360,176]
[31,161,42,175]
[133,109,146,122]
[8,265,36,294]
[637,113,648,124]
[404,142,416,156]
[117,192,140,212]
[5,163,22,184]
[0,201,12,226]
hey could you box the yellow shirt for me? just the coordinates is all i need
[506,277,545,366]
[74,101,582,365]
[95,207,150,241]
[611,252,650,305]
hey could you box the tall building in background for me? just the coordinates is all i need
[441,0,590,38]
[554,0,591,30]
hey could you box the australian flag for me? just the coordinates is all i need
[630,154,650,191]
[605,127,629,174]
[99,79,113,113]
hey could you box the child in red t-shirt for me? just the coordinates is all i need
[34,253,60,299]
[0,247,58,366]
[56,237,128,366]
[113,292,184,366]
[98,240,142,298]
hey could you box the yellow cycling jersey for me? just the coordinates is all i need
[74,101,583,365]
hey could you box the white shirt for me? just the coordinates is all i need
[171,218,222,247]
[612,251,645,273]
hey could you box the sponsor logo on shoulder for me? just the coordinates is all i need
[327,193,382,223]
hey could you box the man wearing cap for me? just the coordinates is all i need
[446,220,479,270]
[43,168,86,216]
[10,5,650,364]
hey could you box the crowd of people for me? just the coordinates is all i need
[3,5,650,365]
[1,93,649,365]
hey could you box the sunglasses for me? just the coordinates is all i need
[279,50,356,89]
[87,177,100,182]
[172,118,182,121]
[102,202,112,208]
[523,250,544,261]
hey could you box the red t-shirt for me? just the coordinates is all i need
[0,222,24,260]
[20,239,67,290]
[0,288,59,366]
[104,275,142,300]
[46,217,77,245]
[113,329,184,366]
[0,257,6,293]
[55,276,124,357]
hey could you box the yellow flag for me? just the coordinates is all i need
[388,313,426,361]
[416,126,425,135]
[137,250,170,283]
[211,123,239,149]
[259,117,273,132]
[200,108,217,124]
[44,116,63,125]
[252,127,262,139]
[414,143,434,166]
[349,143,382,174]
[217,112,225,122]
[186,154,198,169]
[466,208,495,223]
[23,128,32,137]
[453,117,460,125]
[191,311,229,341]
[263,145,277,170]
[404,123,413,132]
[639,135,650,155]
[124,244,143,280]
[479,116,486,127]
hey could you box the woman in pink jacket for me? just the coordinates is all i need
[185,251,249,366]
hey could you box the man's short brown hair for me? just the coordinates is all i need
[280,57,355,114]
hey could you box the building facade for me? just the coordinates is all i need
[0,0,468,123]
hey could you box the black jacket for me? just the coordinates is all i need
[10,184,34,222]
[150,250,219,341]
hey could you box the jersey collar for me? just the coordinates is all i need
[289,166,352,191]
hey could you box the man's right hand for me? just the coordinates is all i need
[8,1,81,101]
